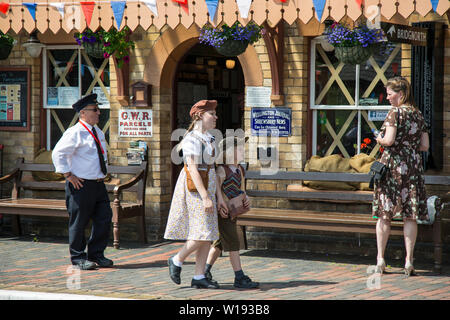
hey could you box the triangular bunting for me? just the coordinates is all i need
[430,0,439,12]
[142,0,158,17]
[111,1,126,29]
[23,2,37,21]
[0,2,10,15]
[80,1,96,28]
[236,0,251,19]
[312,0,326,22]
[355,0,363,8]
[173,0,188,15]
[49,3,65,19]
[205,0,218,20]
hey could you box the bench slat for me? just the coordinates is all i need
[246,171,450,185]
[246,190,373,202]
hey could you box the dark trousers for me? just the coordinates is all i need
[65,180,112,263]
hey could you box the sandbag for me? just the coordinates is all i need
[349,153,375,190]
[303,155,358,191]
[32,148,64,181]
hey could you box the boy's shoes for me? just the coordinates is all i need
[205,269,213,281]
[234,275,259,289]
[72,259,97,270]
[191,278,220,289]
[89,256,114,268]
[168,257,182,285]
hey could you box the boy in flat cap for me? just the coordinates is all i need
[52,93,113,270]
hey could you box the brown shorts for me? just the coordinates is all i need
[212,215,242,252]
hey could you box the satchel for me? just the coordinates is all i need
[184,165,209,192]
[369,161,388,189]
[227,192,250,219]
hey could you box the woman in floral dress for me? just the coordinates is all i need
[164,100,227,289]
[373,77,429,276]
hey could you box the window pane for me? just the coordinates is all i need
[359,43,402,105]
[316,110,357,158]
[81,54,110,106]
[46,49,80,107]
[50,109,110,149]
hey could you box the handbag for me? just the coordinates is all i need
[369,108,399,190]
[227,192,250,219]
[369,161,388,189]
[184,165,209,192]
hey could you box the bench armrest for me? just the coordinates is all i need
[113,169,145,197]
[0,168,19,184]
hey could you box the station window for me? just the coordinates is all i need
[310,40,403,158]
[43,46,110,150]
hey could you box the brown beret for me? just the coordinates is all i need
[189,100,217,118]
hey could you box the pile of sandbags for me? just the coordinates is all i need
[303,153,375,191]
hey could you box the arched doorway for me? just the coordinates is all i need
[171,43,246,189]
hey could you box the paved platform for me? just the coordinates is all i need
[0,235,449,300]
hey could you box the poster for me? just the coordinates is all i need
[58,87,79,106]
[0,84,21,121]
[118,109,152,138]
[92,86,110,105]
[246,86,272,108]
[251,107,292,137]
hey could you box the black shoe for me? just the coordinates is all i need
[168,257,181,285]
[89,256,113,268]
[72,259,97,270]
[205,269,213,281]
[234,275,259,289]
[191,278,220,289]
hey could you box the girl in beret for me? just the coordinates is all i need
[164,100,227,289]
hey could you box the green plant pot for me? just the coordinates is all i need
[84,42,104,59]
[215,39,249,57]
[334,44,377,65]
[0,39,13,60]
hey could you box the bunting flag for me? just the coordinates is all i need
[111,1,126,29]
[49,2,65,18]
[355,0,363,8]
[80,1,95,28]
[142,0,158,17]
[173,0,188,15]
[236,0,251,19]
[23,2,37,21]
[0,2,9,14]
[312,0,326,22]
[205,0,218,20]
[430,0,439,12]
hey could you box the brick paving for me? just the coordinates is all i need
[0,235,449,300]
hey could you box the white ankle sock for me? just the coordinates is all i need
[193,274,205,280]
[172,255,183,267]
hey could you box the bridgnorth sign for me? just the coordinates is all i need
[381,22,428,47]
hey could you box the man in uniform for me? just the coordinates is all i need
[52,93,113,270]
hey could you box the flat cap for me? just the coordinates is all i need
[72,93,102,112]
[189,100,217,118]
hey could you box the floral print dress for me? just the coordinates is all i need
[372,106,428,221]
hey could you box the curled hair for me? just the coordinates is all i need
[385,76,416,108]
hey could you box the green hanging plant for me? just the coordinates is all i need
[0,31,15,60]
[74,27,135,68]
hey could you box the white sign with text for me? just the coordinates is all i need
[119,109,152,137]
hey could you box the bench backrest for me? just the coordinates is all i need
[245,170,450,185]
[12,158,148,201]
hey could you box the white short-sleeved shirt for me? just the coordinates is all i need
[182,130,216,166]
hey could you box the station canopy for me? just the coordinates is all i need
[0,0,449,34]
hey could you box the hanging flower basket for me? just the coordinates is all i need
[334,44,376,65]
[199,22,263,57]
[326,22,384,65]
[215,39,249,57]
[84,42,104,59]
[0,34,14,60]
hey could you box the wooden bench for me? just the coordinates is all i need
[239,170,450,273]
[0,158,148,249]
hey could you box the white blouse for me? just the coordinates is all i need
[182,130,216,166]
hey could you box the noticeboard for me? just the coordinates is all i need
[0,67,31,131]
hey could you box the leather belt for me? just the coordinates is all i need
[84,178,105,183]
